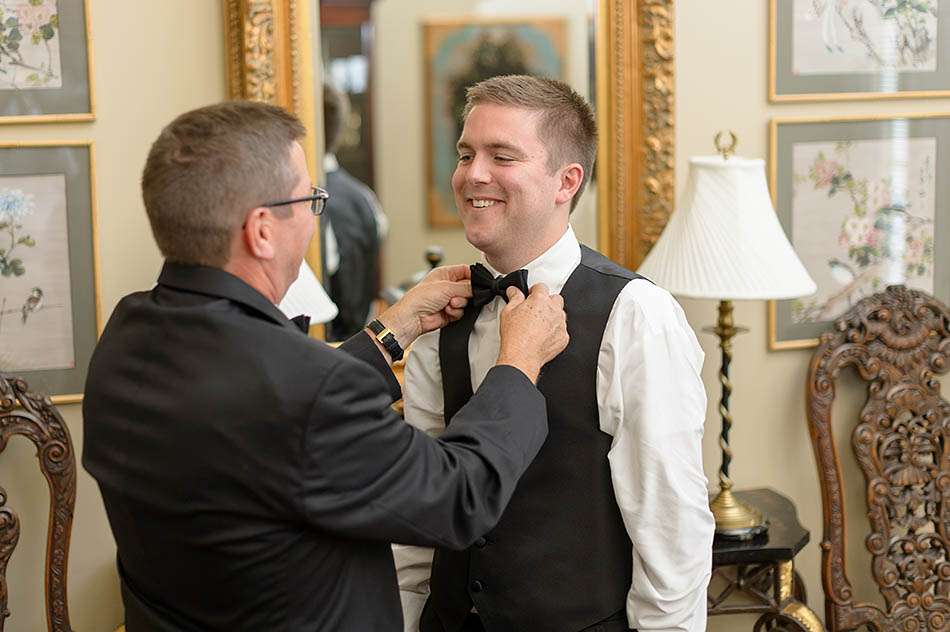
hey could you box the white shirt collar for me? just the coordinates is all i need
[323,153,340,174]
[482,225,581,295]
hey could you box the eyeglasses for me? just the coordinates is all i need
[264,186,329,216]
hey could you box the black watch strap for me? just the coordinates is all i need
[368,319,404,362]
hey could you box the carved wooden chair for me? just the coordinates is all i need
[806,285,950,631]
[0,373,75,631]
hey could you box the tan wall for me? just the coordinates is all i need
[678,1,950,629]
[0,1,225,629]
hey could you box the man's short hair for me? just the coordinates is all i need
[142,101,306,267]
[462,75,597,212]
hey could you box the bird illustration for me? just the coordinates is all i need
[21,287,43,324]
[877,205,934,230]
[828,258,856,286]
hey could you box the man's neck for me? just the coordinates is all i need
[223,259,283,304]
[485,224,569,274]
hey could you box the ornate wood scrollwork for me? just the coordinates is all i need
[598,0,675,270]
[806,285,950,631]
[0,374,76,632]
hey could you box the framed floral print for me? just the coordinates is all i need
[769,0,950,101]
[423,17,567,227]
[0,141,101,402]
[0,0,95,123]
[768,114,950,350]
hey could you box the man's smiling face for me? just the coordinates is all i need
[451,103,565,268]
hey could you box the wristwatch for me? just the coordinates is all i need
[367,319,404,361]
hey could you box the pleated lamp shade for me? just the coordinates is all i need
[638,155,816,300]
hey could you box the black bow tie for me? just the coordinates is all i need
[470,263,529,308]
[290,314,311,333]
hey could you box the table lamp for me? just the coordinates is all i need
[637,133,816,539]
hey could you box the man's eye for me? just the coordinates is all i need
[457,155,472,163]
[495,156,514,162]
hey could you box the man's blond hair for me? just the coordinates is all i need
[463,75,597,212]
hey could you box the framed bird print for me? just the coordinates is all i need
[0,141,101,402]
[769,0,950,102]
[768,114,950,350]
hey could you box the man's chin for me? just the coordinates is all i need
[463,228,492,252]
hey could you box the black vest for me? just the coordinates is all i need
[422,246,645,632]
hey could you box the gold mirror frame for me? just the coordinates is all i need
[222,0,674,273]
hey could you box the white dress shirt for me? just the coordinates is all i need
[395,227,715,632]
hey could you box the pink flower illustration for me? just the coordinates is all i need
[813,158,841,187]
[15,3,54,33]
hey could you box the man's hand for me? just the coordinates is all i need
[376,265,472,349]
[496,284,569,383]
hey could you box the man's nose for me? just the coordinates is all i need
[466,155,492,184]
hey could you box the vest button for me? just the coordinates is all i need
[474,537,487,548]
[471,580,484,593]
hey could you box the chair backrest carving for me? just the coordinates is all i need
[0,374,75,632]
[806,285,950,631]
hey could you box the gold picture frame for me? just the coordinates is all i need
[768,112,950,350]
[222,0,673,274]
[769,0,950,103]
[0,140,102,403]
[0,0,96,124]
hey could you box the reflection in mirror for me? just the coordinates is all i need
[318,0,599,302]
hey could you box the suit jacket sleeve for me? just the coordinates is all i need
[299,355,547,549]
[338,330,401,400]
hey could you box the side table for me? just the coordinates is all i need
[709,488,824,632]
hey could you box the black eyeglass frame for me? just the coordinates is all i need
[264,186,329,216]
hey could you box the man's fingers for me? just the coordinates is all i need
[449,296,468,309]
[505,286,526,307]
[443,279,473,298]
[528,282,550,297]
[444,305,465,321]
[430,264,471,282]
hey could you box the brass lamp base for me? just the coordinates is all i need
[710,487,768,540]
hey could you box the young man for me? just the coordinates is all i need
[82,101,570,631]
[396,76,715,632]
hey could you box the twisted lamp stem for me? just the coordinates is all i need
[704,300,767,539]
[717,306,733,492]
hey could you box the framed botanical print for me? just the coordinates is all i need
[0,0,95,123]
[768,114,950,350]
[769,0,950,101]
[423,17,567,227]
[0,141,101,402]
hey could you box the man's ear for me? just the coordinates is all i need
[555,163,584,206]
[241,207,277,260]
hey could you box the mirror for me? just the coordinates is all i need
[320,0,600,291]
[223,0,674,334]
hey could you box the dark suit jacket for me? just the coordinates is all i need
[82,262,547,632]
[324,166,382,341]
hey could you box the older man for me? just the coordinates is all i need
[83,100,568,631]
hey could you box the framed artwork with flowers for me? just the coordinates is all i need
[769,0,950,102]
[0,0,94,124]
[0,141,101,402]
[768,113,950,350]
